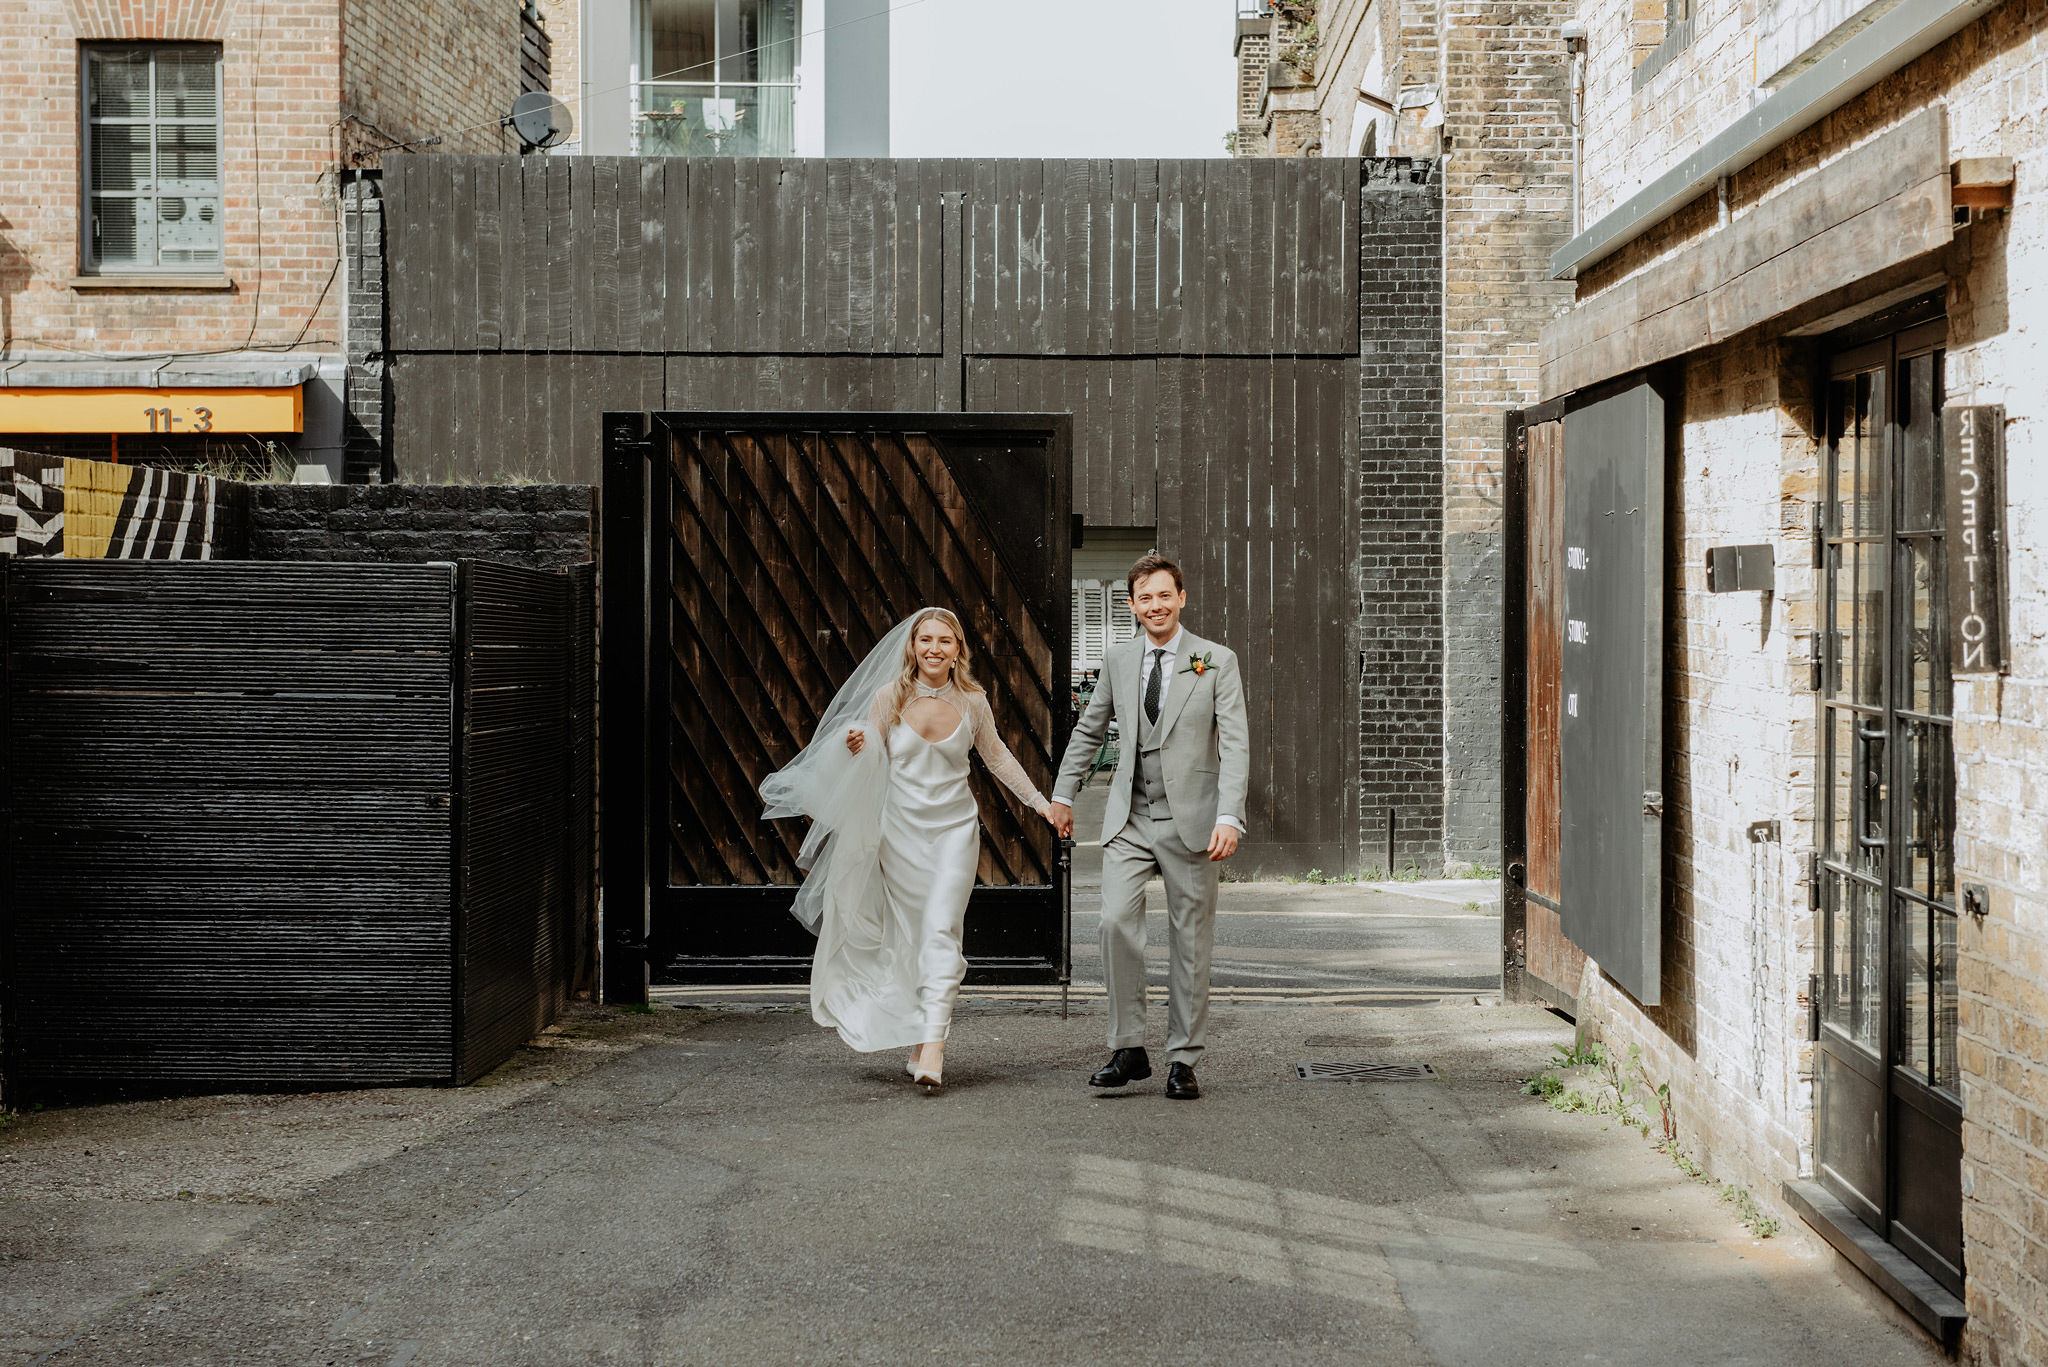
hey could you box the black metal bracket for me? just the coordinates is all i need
[1807,851,1822,910]
[1809,632,1824,691]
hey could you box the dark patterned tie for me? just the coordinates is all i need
[1145,648,1163,725]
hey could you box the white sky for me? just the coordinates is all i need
[888,0,1239,158]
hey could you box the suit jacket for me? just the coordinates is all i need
[1052,629,1250,851]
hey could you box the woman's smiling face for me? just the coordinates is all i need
[913,617,962,679]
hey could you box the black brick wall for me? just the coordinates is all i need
[1357,158,1446,874]
[342,175,389,486]
[250,485,594,569]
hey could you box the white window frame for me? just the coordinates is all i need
[631,0,801,157]
[80,42,225,275]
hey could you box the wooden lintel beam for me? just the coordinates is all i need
[1952,156,2015,209]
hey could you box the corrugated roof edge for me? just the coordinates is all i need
[0,354,327,388]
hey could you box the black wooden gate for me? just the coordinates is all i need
[603,412,1071,995]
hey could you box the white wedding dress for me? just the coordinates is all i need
[810,683,1048,1050]
[759,625,1049,1055]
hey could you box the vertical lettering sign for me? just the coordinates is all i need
[1943,404,2006,674]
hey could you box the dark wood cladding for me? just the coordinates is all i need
[660,424,1058,892]
[384,155,1392,877]
[968,358,1159,528]
[963,158,1359,356]
[387,157,944,356]
[1,561,458,1093]
[0,559,589,1097]
[456,561,583,1083]
[382,156,1359,359]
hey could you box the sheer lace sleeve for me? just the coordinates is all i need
[968,693,1049,813]
[866,686,894,756]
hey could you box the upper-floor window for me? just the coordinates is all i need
[83,44,223,273]
[635,0,797,157]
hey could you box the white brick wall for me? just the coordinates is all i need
[1561,0,2048,1355]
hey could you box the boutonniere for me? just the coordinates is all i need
[1180,651,1215,678]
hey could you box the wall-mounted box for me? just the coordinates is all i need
[1706,543,1774,593]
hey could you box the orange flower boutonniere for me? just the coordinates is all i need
[1180,651,1215,678]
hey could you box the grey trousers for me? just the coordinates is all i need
[1099,813,1219,1066]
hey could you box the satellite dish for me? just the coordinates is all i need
[506,92,572,151]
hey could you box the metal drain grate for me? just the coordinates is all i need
[1294,1061,1437,1082]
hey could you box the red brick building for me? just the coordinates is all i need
[0,0,550,477]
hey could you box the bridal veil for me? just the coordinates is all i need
[758,614,922,933]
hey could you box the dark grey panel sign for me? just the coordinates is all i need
[1943,404,2006,675]
[1560,379,1665,1006]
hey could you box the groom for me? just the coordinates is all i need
[1049,553,1249,1100]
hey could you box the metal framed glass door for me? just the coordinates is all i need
[1814,316,1963,1295]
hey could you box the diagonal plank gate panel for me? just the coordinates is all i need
[608,413,1072,987]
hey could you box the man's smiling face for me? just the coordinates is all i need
[1129,570,1186,644]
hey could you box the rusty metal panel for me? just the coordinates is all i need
[1522,415,1586,1008]
[1560,378,1666,1005]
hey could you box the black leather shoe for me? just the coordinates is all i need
[1089,1048,1152,1088]
[1165,1062,1201,1100]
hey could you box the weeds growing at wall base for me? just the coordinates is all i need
[1519,1031,1778,1238]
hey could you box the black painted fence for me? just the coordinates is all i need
[0,558,592,1097]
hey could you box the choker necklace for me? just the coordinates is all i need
[914,678,952,697]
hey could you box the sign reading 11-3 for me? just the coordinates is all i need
[1943,404,2007,675]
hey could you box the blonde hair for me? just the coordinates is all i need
[880,608,985,728]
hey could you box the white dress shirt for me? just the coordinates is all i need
[1054,628,1243,835]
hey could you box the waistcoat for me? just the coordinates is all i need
[1131,648,1171,818]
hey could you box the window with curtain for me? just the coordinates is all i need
[84,45,223,272]
[636,0,798,156]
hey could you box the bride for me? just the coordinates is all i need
[760,608,1058,1093]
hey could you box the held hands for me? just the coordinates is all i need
[1046,800,1074,838]
[1207,824,1239,862]
[845,725,865,755]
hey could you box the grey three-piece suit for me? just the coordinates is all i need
[1052,630,1251,1065]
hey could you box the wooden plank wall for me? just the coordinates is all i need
[382,155,1367,873]
[385,156,1357,364]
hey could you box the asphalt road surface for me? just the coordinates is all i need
[1064,781,1499,1006]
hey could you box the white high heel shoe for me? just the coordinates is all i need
[911,1043,944,1094]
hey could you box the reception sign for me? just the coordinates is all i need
[1944,404,2006,675]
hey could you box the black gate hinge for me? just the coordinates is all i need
[1808,632,1824,691]
[1806,851,1822,910]
[1807,972,1822,1042]
[1811,502,1825,569]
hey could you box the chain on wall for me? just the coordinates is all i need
[1747,820,1783,1100]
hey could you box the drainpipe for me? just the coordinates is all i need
[1563,23,1587,236]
